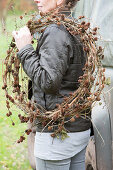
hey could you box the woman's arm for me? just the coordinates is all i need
[17,26,71,94]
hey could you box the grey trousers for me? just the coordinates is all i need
[35,147,86,170]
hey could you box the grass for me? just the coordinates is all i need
[0,14,33,170]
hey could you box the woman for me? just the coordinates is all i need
[12,0,91,169]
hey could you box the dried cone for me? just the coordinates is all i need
[48,126,53,131]
[70,117,75,122]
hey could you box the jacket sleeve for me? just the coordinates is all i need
[17,26,71,94]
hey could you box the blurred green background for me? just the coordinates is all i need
[0,0,37,169]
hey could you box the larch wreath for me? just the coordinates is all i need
[2,8,106,143]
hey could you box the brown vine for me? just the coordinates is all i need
[2,9,106,142]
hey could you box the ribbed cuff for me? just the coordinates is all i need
[17,44,34,59]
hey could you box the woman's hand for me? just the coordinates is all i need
[12,26,33,51]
